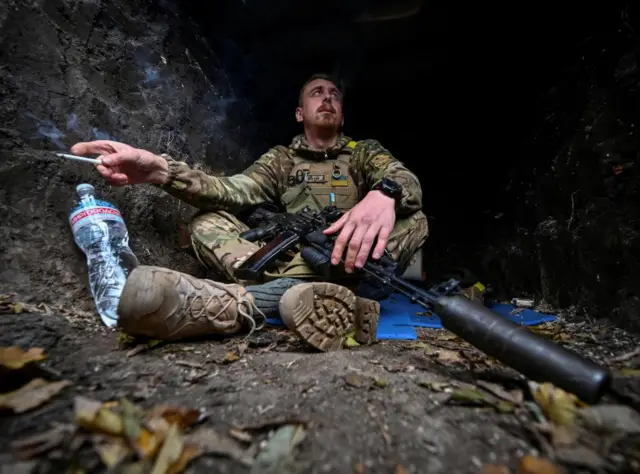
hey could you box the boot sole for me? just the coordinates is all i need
[354,296,380,345]
[283,282,380,351]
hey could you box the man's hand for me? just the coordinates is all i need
[323,190,396,272]
[70,140,169,186]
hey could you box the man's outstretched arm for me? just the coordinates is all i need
[70,140,286,214]
[158,149,286,213]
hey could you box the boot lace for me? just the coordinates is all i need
[186,280,266,335]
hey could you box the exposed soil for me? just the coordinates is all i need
[1,298,639,473]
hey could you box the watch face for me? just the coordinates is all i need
[382,179,402,197]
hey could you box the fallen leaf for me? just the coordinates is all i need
[147,405,203,430]
[229,427,253,443]
[373,377,388,388]
[577,404,640,436]
[151,424,184,474]
[344,337,360,348]
[226,341,249,360]
[530,382,578,426]
[436,349,463,364]
[476,380,523,405]
[222,352,239,363]
[549,424,579,448]
[74,396,124,436]
[10,425,71,459]
[0,346,46,369]
[482,464,511,474]
[515,455,562,474]
[95,437,129,468]
[0,293,28,314]
[555,445,605,470]
[167,443,201,474]
[449,387,515,413]
[187,427,253,466]
[344,373,371,388]
[617,368,640,376]
[450,387,491,405]
[250,424,306,474]
[0,378,71,413]
[609,347,640,363]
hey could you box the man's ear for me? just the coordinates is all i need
[295,107,303,123]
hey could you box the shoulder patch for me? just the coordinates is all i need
[370,154,393,169]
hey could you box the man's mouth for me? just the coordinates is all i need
[318,108,335,114]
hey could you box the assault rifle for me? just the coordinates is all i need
[236,205,611,404]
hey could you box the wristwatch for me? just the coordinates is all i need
[372,178,403,200]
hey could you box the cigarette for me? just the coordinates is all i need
[55,153,102,165]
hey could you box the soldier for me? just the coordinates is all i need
[71,74,429,351]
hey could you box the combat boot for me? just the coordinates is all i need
[117,266,261,341]
[278,282,380,351]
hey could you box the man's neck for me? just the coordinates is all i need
[304,127,339,151]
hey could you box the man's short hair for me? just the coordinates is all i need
[298,73,343,107]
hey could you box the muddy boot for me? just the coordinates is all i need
[278,282,380,351]
[117,266,261,341]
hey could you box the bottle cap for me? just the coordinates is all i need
[76,183,95,194]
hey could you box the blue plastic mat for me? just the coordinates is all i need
[266,292,557,341]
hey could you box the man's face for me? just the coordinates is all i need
[296,79,344,131]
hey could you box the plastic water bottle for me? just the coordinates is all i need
[69,183,139,327]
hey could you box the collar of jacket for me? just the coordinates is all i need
[288,133,354,160]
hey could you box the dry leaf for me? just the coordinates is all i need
[394,465,408,474]
[151,424,184,474]
[147,405,203,430]
[10,425,71,459]
[95,438,129,468]
[618,368,640,376]
[167,443,201,474]
[344,373,371,388]
[345,337,360,347]
[0,346,46,369]
[482,465,511,474]
[437,349,463,363]
[0,378,71,413]
[187,427,253,466]
[476,381,523,405]
[515,455,562,474]
[251,424,306,474]
[0,294,27,314]
[530,382,579,426]
[408,342,435,354]
[373,377,388,388]
[229,428,252,443]
[577,404,640,435]
[222,352,239,363]
[74,396,124,436]
[450,387,514,413]
[549,424,579,448]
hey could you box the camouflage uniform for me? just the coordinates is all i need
[157,134,428,284]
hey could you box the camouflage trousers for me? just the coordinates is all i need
[188,209,429,285]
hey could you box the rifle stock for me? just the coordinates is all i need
[235,230,301,281]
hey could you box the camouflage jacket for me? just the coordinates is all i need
[158,134,423,216]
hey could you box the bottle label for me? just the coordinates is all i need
[70,199,124,234]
